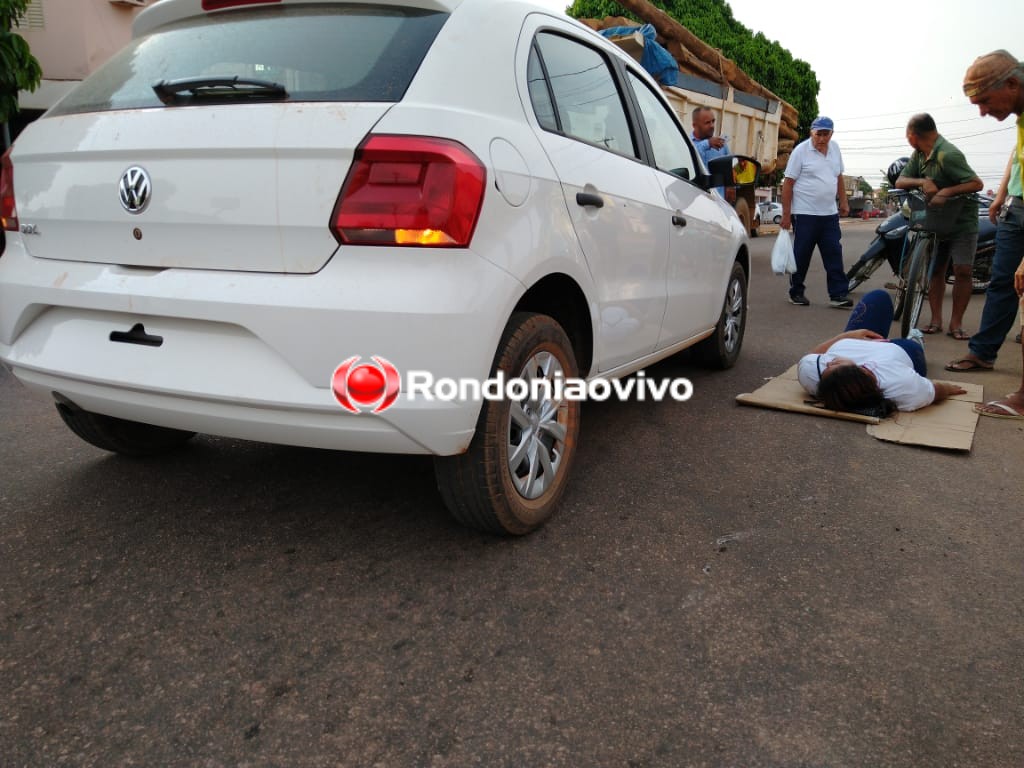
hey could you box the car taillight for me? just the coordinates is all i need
[332,135,486,248]
[1,148,17,233]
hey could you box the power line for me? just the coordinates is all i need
[837,116,990,134]
[839,125,1015,152]
[834,102,981,121]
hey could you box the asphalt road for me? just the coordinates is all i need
[2,220,1022,767]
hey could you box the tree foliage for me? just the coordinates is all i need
[1,0,42,125]
[566,0,819,134]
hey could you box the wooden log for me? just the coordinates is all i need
[580,0,804,169]
[781,107,800,132]
[603,0,788,108]
[662,39,726,84]
[778,123,799,142]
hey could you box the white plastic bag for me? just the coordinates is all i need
[770,229,797,275]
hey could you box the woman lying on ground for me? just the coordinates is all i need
[797,289,967,416]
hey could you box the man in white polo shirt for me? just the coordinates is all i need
[780,116,852,308]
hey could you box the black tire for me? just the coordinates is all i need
[892,246,913,321]
[965,245,993,293]
[845,256,883,293]
[734,198,756,238]
[900,237,931,339]
[773,215,781,225]
[434,312,581,536]
[696,261,747,369]
[944,256,991,293]
[55,401,195,456]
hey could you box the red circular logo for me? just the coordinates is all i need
[331,356,401,414]
[346,365,386,406]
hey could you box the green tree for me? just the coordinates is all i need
[566,0,819,134]
[1,0,42,141]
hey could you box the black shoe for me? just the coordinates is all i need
[789,294,810,306]
[829,296,853,309]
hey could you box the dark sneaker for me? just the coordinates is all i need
[829,297,853,309]
[789,294,810,306]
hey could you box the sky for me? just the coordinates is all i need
[530,0,1024,190]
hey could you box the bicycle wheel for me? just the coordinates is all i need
[892,237,915,321]
[900,236,931,338]
[892,268,909,322]
[846,256,884,292]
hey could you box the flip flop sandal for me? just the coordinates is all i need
[921,324,943,334]
[974,401,1024,420]
[944,357,994,372]
[946,328,971,340]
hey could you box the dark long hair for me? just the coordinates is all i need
[817,364,897,418]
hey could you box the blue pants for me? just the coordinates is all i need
[789,213,848,300]
[968,204,1024,362]
[844,288,927,376]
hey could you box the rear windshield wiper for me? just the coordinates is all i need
[153,76,288,105]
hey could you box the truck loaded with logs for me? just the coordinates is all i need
[578,0,799,237]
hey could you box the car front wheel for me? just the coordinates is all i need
[434,312,580,536]
[695,261,747,369]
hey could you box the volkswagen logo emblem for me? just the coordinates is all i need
[119,166,152,214]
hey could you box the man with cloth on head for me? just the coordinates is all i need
[945,49,1024,422]
[780,116,852,308]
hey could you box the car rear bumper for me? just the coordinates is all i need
[0,241,521,455]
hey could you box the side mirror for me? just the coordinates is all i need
[705,155,761,190]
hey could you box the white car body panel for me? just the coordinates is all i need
[0,0,750,461]
[12,105,386,274]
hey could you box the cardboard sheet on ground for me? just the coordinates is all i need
[736,365,984,451]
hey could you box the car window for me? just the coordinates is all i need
[527,41,558,132]
[49,5,448,116]
[529,32,637,159]
[626,71,697,182]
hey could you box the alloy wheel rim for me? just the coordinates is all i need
[506,350,569,500]
[723,277,744,352]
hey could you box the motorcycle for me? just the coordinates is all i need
[846,192,995,296]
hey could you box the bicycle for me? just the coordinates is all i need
[845,190,994,297]
[894,190,971,339]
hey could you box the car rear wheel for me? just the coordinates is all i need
[734,198,756,237]
[434,312,580,536]
[55,399,196,456]
[695,261,747,369]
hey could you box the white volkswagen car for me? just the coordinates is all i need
[0,0,753,534]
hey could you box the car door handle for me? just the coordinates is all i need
[576,192,604,208]
[672,214,687,227]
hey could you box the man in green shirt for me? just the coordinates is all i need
[895,113,983,339]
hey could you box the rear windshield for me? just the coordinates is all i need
[49,5,448,116]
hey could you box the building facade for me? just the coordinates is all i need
[12,0,155,138]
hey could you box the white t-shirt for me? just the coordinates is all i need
[784,139,844,216]
[797,338,935,412]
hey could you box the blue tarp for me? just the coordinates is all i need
[599,24,679,86]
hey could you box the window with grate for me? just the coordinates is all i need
[15,0,45,29]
